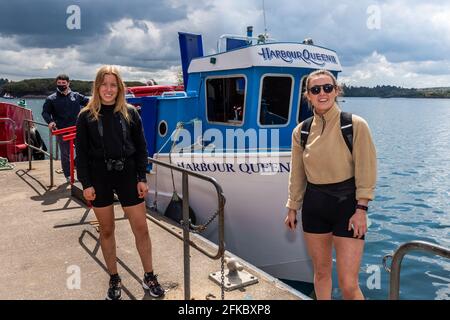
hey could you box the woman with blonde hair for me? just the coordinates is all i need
[76,65,164,300]
[285,69,377,300]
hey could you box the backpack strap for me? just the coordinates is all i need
[300,116,314,149]
[117,112,128,142]
[300,113,353,153]
[340,111,353,154]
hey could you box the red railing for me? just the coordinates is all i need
[51,126,76,184]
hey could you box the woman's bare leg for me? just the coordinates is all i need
[303,232,333,300]
[333,236,365,300]
[93,205,117,274]
[123,202,153,273]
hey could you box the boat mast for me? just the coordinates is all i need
[259,0,269,44]
[262,0,268,38]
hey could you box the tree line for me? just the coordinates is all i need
[0,78,145,98]
[342,84,450,98]
[1,78,450,98]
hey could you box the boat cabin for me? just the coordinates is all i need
[127,31,342,156]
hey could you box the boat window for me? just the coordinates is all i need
[206,77,245,124]
[298,76,310,123]
[259,76,292,126]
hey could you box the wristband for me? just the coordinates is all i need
[356,204,368,211]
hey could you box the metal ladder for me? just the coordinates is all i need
[383,240,450,299]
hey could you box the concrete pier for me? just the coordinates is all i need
[0,160,309,300]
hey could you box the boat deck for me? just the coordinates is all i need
[0,160,308,300]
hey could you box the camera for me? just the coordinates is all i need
[106,159,124,171]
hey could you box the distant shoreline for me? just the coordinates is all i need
[2,95,450,101]
[0,78,145,99]
[2,79,450,99]
[342,85,450,99]
[342,95,450,99]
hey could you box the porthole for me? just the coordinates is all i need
[158,120,168,137]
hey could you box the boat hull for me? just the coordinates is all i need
[146,152,314,283]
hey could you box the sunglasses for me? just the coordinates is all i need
[308,84,336,95]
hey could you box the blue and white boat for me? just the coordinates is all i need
[127,28,342,285]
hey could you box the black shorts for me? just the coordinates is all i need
[301,179,363,240]
[89,158,144,208]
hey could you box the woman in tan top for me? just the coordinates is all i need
[285,70,377,300]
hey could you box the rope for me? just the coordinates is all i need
[0,157,15,170]
[153,118,199,209]
[169,123,184,193]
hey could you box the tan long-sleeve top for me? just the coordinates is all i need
[286,104,377,210]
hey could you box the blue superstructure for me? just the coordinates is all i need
[127,30,342,158]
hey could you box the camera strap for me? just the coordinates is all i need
[97,112,127,161]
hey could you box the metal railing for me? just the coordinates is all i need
[383,240,450,300]
[146,156,226,300]
[0,117,17,144]
[216,34,276,52]
[23,119,56,187]
[161,91,188,98]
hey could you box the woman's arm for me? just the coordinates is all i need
[286,125,307,211]
[353,116,377,202]
[350,116,376,238]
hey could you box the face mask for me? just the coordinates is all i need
[57,85,67,93]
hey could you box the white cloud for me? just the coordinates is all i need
[107,19,163,57]
[1,0,450,87]
[0,43,71,77]
[340,51,450,88]
[0,31,179,83]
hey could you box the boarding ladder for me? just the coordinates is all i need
[383,240,450,299]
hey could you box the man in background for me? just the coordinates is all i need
[42,74,89,182]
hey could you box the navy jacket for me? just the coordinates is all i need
[42,91,90,129]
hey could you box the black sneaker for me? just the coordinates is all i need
[142,274,165,298]
[106,275,122,300]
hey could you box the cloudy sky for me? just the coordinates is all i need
[1,0,449,88]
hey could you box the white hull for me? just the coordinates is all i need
[146,152,314,283]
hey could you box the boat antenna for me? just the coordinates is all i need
[262,0,268,39]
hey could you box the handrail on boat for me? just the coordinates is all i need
[146,156,226,300]
[0,117,17,144]
[383,240,450,300]
[161,91,187,98]
[217,34,276,52]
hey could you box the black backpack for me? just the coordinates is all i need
[300,111,353,153]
